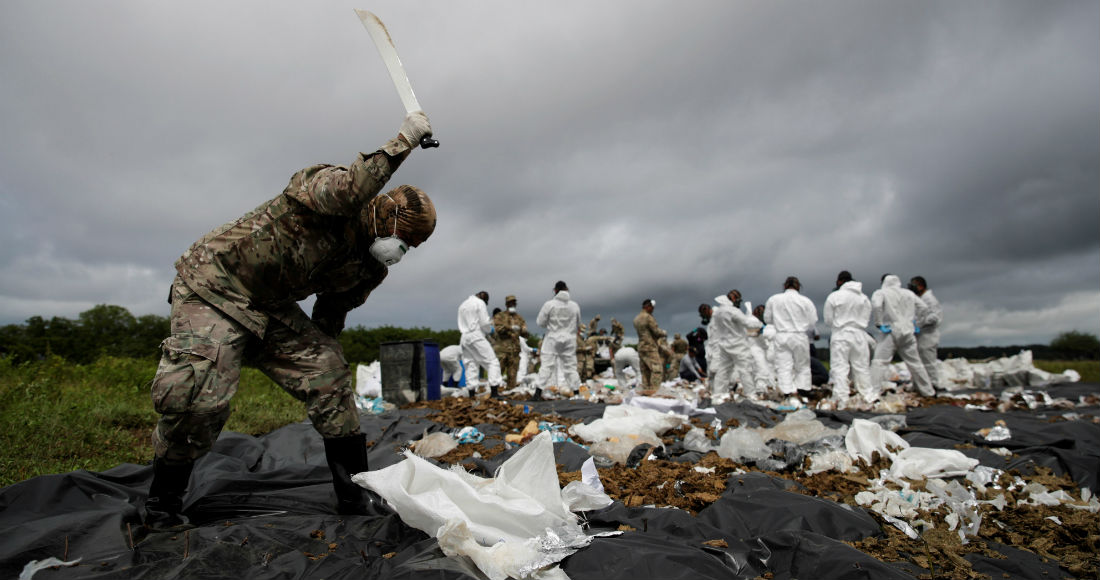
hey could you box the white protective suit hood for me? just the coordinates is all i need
[875,275,919,333]
[841,280,863,294]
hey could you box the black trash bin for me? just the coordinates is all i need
[379,340,437,405]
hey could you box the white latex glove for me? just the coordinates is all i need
[399,111,432,148]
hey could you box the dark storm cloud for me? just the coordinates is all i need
[0,1,1096,347]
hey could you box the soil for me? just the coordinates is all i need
[403,396,1100,579]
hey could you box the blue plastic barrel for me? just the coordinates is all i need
[423,340,441,400]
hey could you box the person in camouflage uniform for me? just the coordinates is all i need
[143,112,435,529]
[609,318,624,355]
[575,324,596,381]
[492,295,528,394]
[633,299,665,391]
[584,330,604,378]
[659,330,678,382]
[671,333,689,357]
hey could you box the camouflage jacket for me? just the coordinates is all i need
[174,136,413,338]
[492,311,528,353]
[633,310,662,353]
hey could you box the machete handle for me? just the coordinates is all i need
[420,135,440,149]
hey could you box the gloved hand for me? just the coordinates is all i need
[511,325,519,331]
[398,111,432,148]
[878,324,892,334]
[913,322,921,335]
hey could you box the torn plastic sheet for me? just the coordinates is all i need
[888,447,979,480]
[846,418,909,463]
[20,558,81,580]
[623,392,715,417]
[354,431,591,580]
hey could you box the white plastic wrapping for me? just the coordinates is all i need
[845,418,909,463]
[717,427,771,461]
[354,431,590,580]
[888,447,979,480]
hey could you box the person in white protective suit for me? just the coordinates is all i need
[870,274,933,396]
[612,346,641,390]
[823,271,874,406]
[517,336,535,384]
[909,276,943,390]
[534,280,582,400]
[708,290,763,399]
[763,277,819,396]
[747,304,777,397]
[457,291,502,394]
[439,344,464,388]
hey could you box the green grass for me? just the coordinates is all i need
[1033,360,1100,383]
[0,355,305,488]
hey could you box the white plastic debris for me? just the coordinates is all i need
[561,458,613,512]
[412,431,459,458]
[845,418,909,463]
[888,448,979,480]
[759,409,847,445]
[20,558,82,580]
[716,427,771,462]
[976,424,1012,442]
[355,432,590,580]
[355,361,382,397]
[684,427,717,454]
[805,450,856,475]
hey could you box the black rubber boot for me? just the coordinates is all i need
[144,458,194,531]
[531,388,544,401]
[323,433,385,516]
[490,386,501,399]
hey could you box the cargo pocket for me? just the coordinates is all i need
[151,335,222,415]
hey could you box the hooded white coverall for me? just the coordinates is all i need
[915,289,943,388]
[824,281,874,403]
[439,344,464,386]
[457,295,502,388]
[536,290,582,390]
[871,275,933,396]
[708,295,763,397]
[613,346,641,389]
[764,289,818,394]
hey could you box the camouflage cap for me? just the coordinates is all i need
[505,295,517,303]
[365,185,436,247]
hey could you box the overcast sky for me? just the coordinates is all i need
[2,1,1098,348]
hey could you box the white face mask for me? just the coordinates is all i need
[369,193,409,266]
[508,306,516,313]
[369,236,408,265]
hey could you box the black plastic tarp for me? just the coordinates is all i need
[2,382,1097,579]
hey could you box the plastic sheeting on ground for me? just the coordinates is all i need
[1,381,1097,579]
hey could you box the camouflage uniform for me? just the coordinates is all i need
[575,324,593,381]
[492,303,528,390]
[633,309,664,390]
[610,318,624,352]
[584,333,602,378]
[151,135,414,463]
[671,333,689,357]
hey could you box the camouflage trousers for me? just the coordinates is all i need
[150,277,358,464]
[498,349,520,389]
[638,346,663,389]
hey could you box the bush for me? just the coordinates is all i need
[1049,331,1100,360]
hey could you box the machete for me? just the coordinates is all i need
[355,9,439,149]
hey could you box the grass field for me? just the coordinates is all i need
[0,356,304,488]
[0,356,1096,489]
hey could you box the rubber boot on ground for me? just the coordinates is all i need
[144,458,195,531]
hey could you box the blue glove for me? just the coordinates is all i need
[878,324,892,334]
[913,323,920,334]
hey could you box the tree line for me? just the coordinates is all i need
[0,304,462,365]
[1,304,1096,365]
